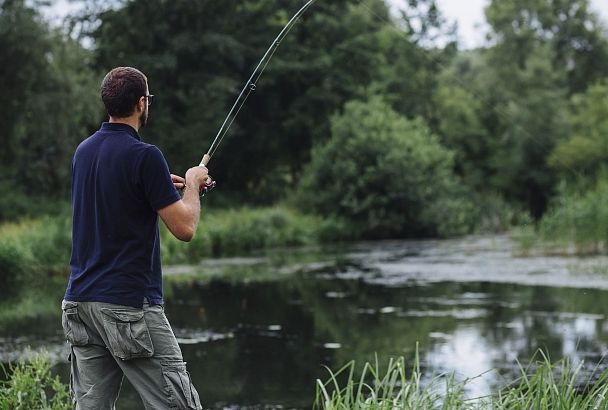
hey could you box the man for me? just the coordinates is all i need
[61,67,206,409]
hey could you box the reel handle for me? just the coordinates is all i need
[200,175,216,196]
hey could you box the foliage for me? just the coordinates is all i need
[530,178,608,255]
[1,0,608,238]
[161,206,355,264]
[0,0,100,207]
[87,0,451,203]
[315,354,469,410]
[314,351,608,409]
[0,215,72,298]
[0,239,35,299]
[549,82,608,179]
[296,97,476,238]
[0,354,71,410]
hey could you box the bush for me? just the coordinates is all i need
[534,178,608,254]
[295,97,476,238]
[0,354,71,410]
[0,239,35,297]
[0,215,70,301]
[160,206,355,264]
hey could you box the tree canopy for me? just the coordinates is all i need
[2,0,608,237]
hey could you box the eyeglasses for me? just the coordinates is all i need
[144,94,155,106]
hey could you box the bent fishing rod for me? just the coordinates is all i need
[197,0,319,195]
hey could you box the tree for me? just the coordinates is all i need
[0,0,100,218]
[296,97,475,238]
[88,0,453,203]
[485,0,608,94]
[549,82,608,179]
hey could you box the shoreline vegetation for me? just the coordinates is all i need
[0,199,606,328]
[0,206,354,328]
[3,351,608,409]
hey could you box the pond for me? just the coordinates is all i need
[3,235,608,409]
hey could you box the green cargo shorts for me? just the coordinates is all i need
[61,299,202,410]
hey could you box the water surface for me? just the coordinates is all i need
[4,236,608,409]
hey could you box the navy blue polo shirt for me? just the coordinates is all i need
[65,122,181,308]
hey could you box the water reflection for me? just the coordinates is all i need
[4,236,608,409]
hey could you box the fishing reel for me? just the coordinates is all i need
[200,176,216,197]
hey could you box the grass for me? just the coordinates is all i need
[517,179,608,256]
[4,349,608,409]
[314,350,608,409]
[0,206,353,325]
[161,206,354,264]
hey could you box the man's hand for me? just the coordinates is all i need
[159,166,209,242]
[185,166,209,191]
[171,174,185,190]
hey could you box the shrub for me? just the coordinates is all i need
[530,178,608,254]
[160,206,354,264]
[0,239,35,297]
[0,354,71,410]
[296,97,476,238]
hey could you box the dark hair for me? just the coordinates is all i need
[100,67,147,118]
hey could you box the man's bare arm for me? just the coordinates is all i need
[158,166,208,242]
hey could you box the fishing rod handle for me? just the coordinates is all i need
[200,154,210,167]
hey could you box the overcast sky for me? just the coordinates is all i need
[433,0,608,48]
[47,0,608,50]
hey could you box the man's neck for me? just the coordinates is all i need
[109,116,140,132]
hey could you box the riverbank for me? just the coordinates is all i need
[516,179,608,257]
[0,206,353,326]
[3,351,608,409]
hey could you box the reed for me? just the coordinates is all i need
[314,351,608,409]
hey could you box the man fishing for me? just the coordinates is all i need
[61,66,205,409]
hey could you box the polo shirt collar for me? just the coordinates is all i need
[100,122,141,140]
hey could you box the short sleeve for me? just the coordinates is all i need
[140,146,181,211]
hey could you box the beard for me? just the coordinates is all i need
[139,107,148,128]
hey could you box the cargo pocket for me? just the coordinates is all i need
[61,301,89,346]
[100,307,153,360]
[163,361,202,410]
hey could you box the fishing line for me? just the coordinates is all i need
[200,0,319,168]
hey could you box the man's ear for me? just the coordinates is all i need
[136,97,145,113]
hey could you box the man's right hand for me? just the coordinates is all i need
[159,165,209,242]
[185,166,209,190]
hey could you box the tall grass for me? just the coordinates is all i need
[518,179,608,255]
[161,206,354,264]
[314,351,608,409]
[0,216,70,299]
[0,354,71,410]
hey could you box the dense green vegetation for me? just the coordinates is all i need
[0,355,71,410]
[1,0,608,300]
[0,207,349,317]
[3,0,607,230]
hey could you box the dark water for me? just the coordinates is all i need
[4,236,608,409]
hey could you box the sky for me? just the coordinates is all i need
[46,0,608,50]
[432,0,608,49]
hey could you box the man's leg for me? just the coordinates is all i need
[89,301,203,410]
[62,300,123,410]
[70,345,124,410]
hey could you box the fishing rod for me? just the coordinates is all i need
[197,0,319,195]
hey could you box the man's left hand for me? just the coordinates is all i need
[171,174,186,190]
